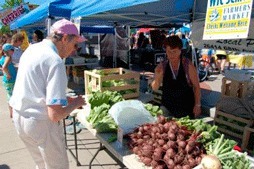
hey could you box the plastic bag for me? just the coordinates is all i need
[108,100,156,134]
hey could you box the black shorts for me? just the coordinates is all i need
[216,54,227,60]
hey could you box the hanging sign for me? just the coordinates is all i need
[192,20,254,53]
[203,0,253,40]
[0,4,30,26]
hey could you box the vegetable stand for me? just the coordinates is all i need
[77,109,151,169]
[75,91,254,169]
[76,109,254,169]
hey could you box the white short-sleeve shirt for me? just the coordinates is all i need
[9,39,68,120]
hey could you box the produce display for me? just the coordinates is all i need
[127,116,252,169]
[85,91,253,169]
[87,90,124,133]
[128,116,205,169]
[86,90,163,133]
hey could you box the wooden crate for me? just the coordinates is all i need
[84,67,140,99]
[242,126,254,151]
[221,77,254,98]
[152,89,162,104]
[214,110,254,140]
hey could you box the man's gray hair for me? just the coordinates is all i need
[48,32,77,42]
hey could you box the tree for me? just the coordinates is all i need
[1,0,23,9]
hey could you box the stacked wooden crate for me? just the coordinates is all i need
[84,68,140,99]
[215,77,254,151]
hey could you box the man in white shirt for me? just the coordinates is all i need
[10,19,86,169]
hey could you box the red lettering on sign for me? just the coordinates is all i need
[1,5,26,25]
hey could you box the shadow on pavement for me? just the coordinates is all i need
[0,164,10,169]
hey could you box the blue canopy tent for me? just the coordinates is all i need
[71,0,195,27]
[80,26,114,34]
[10,0,158,67]
[10,0,159,30]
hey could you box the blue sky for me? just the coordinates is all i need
[0,0,46,9]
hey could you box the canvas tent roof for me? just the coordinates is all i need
[75,0,195,27]
[10,0,159,30]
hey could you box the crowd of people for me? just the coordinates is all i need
[199,47,228,74]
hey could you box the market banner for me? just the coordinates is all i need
[203,0,253,40]
[0,4,30,27]
[192,20,254,53]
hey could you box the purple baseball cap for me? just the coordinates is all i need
[50,19,84,42]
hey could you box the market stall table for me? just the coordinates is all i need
[227,54,253,69]
[76,109,254,169]
[76,109,153,169]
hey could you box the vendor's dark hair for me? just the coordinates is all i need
[34,30,44,42]
[164,35,183,49]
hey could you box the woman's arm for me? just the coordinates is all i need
[2,56,11,79]
[151,63,164,91]
[188,63,201,117]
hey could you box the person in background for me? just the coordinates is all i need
[9,19,86,169]
[200,47,216,68]
[20,30,30,51]
[215,49,227,74]
[150,35,201,119]
[137,32,149,49]
[31,29,44,44]
[3,33,13,43]
[181,34,190,58]
[0,43,17,118]
[11,33,24,66]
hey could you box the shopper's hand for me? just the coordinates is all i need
[71,95,86,109]
[6,74,11,80]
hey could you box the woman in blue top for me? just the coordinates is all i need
[0,43,17,118]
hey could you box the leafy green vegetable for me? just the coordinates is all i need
[143,103,163,117]
[88,90,124,109]
[94,114,118,133]
[86,103,110,125]
[107,134,117,143]
[205,134,251,169]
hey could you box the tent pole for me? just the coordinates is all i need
[126,25,131,69]
[113,27,117,68]
[191,0,198,70]
[192,0,197,21]
[98,33,100,61]
[47,17,51,36]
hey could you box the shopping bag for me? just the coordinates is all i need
[108,100,156,134]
